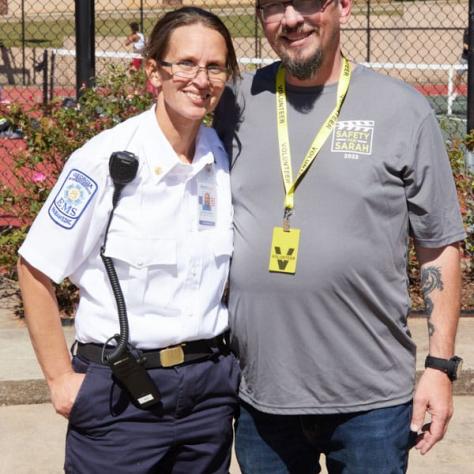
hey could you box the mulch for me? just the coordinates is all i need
[0,275,21,314]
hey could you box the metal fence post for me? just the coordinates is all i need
[21,0,26,85]
[468,0,474,133]
[254,13,261,60]
[140,0,144,38]
[49,51,55,102]
[75,0,95,100]
[42,49,48,107]
[366,0,371,63]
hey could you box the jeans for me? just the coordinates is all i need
[235,400,416,474]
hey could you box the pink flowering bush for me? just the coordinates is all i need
[0,65,473,313]
[0,65,153,315]
[32,172,46,183]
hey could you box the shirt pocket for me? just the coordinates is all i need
[103,235,177,309]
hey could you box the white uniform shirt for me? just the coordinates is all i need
[133,32,145,54]
[19,107,233,349]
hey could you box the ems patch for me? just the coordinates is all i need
[331,120,375,159]
[48,169,98,229]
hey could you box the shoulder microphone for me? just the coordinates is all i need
[109,151,139,206]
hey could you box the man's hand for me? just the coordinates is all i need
[49,371,86,419]
[411,368,453,455]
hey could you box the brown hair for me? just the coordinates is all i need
[144,7,240,83]
[129,22,140,33]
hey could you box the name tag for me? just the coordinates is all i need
[268,227,300,274]
[197,165,217,229]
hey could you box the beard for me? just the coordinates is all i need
[276,26,324,80]
[280,48,323,80]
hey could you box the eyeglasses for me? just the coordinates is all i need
[158,59,229,84]
[258,0,325,23]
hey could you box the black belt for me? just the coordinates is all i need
[75,334,228,369]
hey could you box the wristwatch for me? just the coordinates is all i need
[424,355,463,381]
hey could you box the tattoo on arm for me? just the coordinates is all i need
[420,266,444,336]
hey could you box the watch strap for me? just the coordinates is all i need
[424,355,462,381]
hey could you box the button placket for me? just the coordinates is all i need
[182,166,207,318]
[183,256,202,317]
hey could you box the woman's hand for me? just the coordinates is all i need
[18,257,83,419]
[49,371,86,419]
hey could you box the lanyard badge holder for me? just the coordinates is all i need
[100,151,161,409]
[269,208,300,274]
[268,57,351,275]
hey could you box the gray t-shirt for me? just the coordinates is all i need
[214,63,466,414]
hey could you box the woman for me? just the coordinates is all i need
[17,7,240,474]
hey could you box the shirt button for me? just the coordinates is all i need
[137,261,144,268]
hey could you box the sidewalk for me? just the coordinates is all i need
[1,397,473,474]
[1,306,473,473]
[1,308,473,405]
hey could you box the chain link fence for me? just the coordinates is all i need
[0,0,470,228]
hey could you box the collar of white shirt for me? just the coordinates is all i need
[139,106,220,185]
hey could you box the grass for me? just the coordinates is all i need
[3,0,464,50]
[351,4,403,15]
[0,1,412,49]
[0,19,72,48]
[0,13,261,48]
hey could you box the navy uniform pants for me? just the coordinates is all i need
[65,352,240,474]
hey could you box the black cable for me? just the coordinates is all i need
[101,186,123,251]
[100,151,138,363]
[100,193,129,364]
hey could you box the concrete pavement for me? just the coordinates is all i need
[1,398,473,474]
[1,308,473,405]
[0,305,473,473]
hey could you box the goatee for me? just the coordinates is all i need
[281,49,323,80]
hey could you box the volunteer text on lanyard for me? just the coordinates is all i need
[268,56,352,274]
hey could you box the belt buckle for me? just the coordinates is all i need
[160,345,185,367]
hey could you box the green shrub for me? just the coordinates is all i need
[408,129,474,311]
[0,67,473,315]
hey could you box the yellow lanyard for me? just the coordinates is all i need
[276,56,352,216]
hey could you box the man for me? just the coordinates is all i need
[214,0,465,472]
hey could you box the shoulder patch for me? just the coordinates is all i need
[48,169,98,229]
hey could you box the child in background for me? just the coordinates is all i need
[125,22,145,72]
